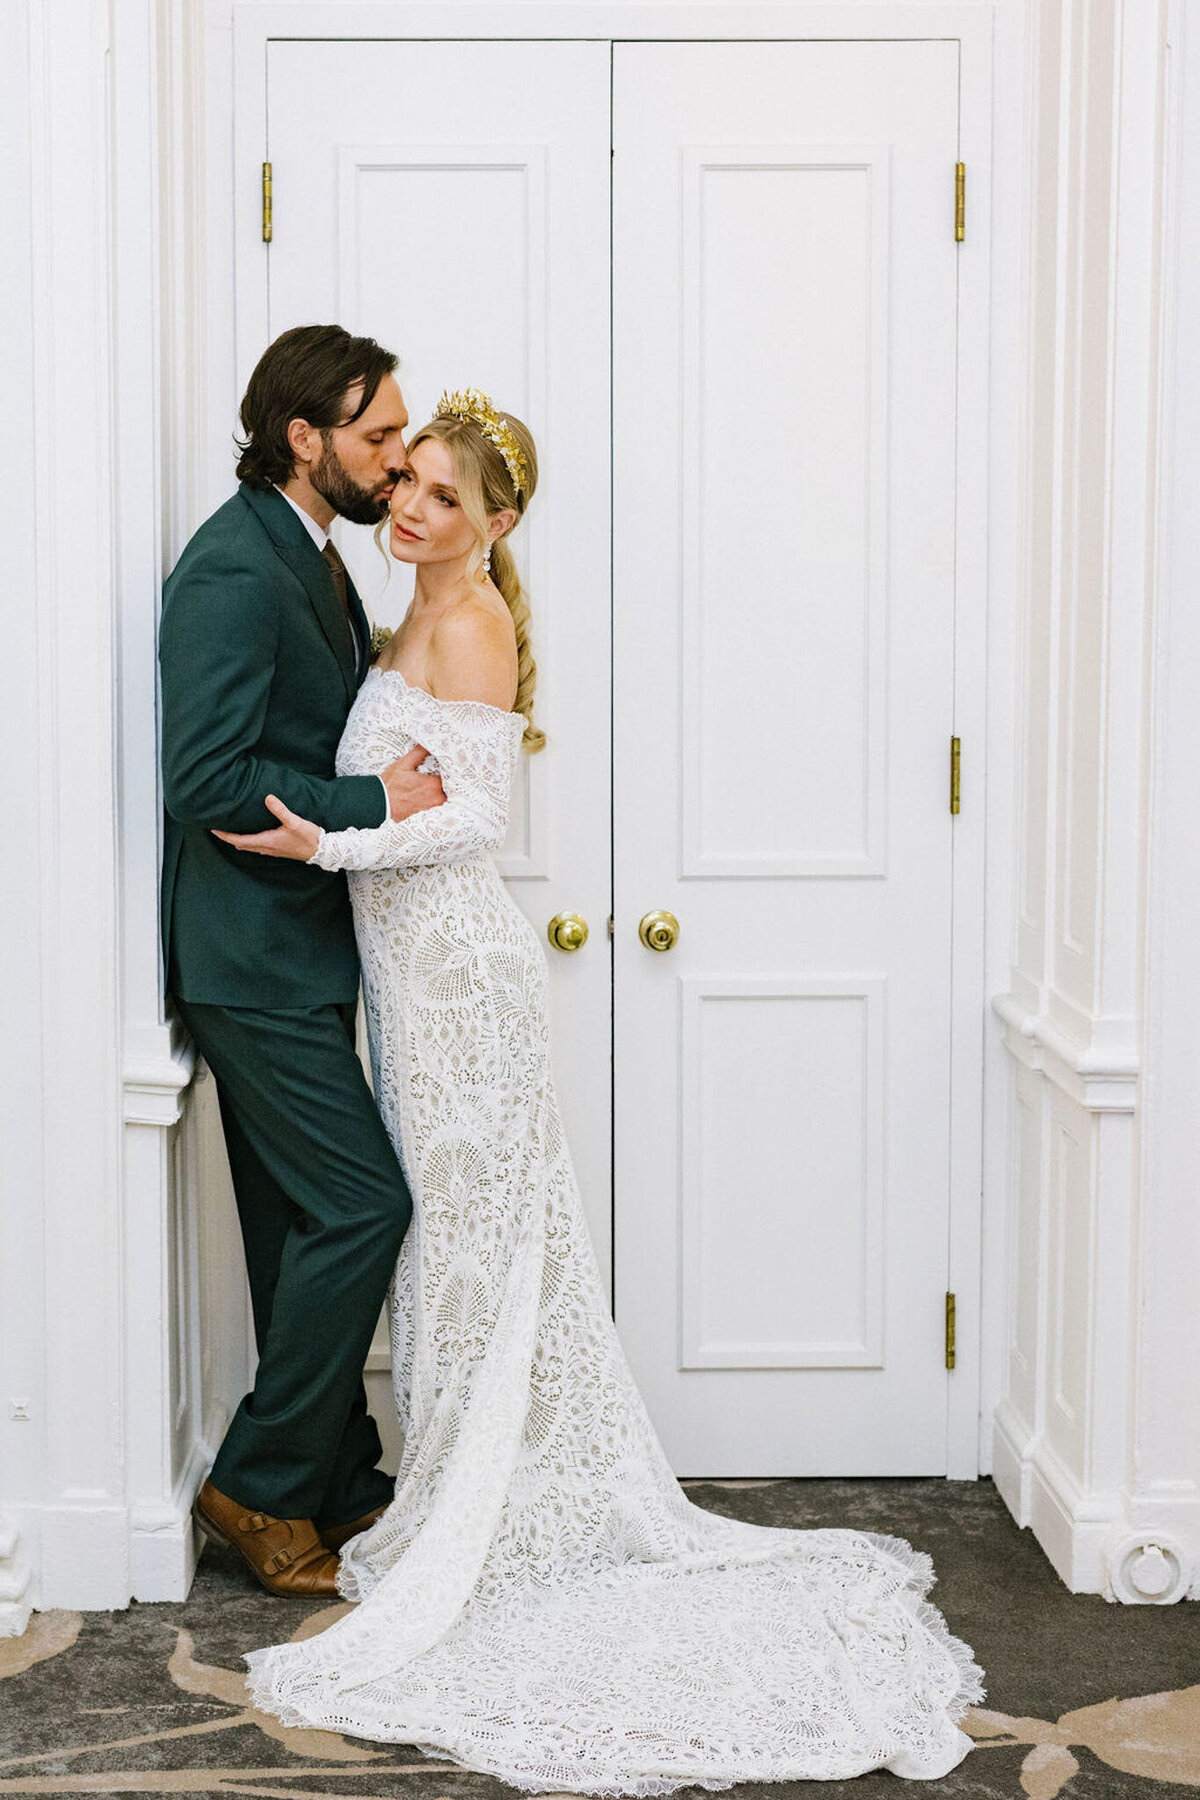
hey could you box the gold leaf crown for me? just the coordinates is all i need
[434,388,528,498]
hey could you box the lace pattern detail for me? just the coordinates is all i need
[309,670,525,873]
[245,667,984,1791]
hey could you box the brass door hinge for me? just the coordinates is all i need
[262,161,273,243]
[945,1292,957,1370]
[955,162,965,241]
[950,736,961,813]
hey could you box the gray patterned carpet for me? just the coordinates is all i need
[2,1478,1198,1798]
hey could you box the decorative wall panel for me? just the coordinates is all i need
[1047,1095,1091,1477]
[1009,1065,1042,1427]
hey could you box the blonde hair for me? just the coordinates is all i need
[406,408,544,752]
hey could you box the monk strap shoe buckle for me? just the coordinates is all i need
[193,1482,340,1598]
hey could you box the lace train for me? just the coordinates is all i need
[244,667,984,1791]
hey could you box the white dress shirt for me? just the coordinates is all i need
[274,484,331,551]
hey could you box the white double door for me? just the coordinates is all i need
[264,33,965,1474]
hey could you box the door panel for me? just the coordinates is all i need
[612,40,960,1473]
[266,40,614,1280]
[679,147,892,878]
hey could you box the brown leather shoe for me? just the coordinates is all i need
[318,1504,389,1554]
[192,1479,342,1597]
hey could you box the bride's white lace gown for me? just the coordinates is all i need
[244,666,984,1792]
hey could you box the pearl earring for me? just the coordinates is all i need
[482,543,492,579]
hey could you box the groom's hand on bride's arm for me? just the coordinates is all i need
[212,749,445,859]
[379,745,446,821]
[212,794,321,860]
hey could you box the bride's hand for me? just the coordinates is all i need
[213,794,321,861]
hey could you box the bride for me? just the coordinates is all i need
[220,389,983,1791]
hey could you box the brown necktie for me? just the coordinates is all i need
[321,538,356,661]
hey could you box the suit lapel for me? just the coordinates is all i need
[242,485,357,704]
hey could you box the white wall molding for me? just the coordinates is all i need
[0,0,48,1641]
[109,0,216,1608]
[991,991,1139,1111]
[992,0,1195,1600]
[1132,0,1200,1604]
[128,1435,211,1598]
[0,0,221,1630]
[995,1397,1200,1602]
[231,0,996,37]
[18,0,127,1621]
[123,1028,198,1128]
[110,0,211,1610]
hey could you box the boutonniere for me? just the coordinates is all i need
[369,623,394,661]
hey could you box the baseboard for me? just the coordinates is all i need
[1026,1443,1113,1592]
[991,1397,1033,1525]
[991,1402,1199,1602]
[128,1437,210,1602]
[129,1514,199,1602]
[30,1505,131,1611]
[0,1513,33,1638]
[19,1435,213,1613]
[0,1596,33,1637]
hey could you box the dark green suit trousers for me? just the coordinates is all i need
[175,997,411,1525]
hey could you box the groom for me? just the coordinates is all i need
[160,325,443,1595]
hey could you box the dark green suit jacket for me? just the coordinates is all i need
[160,483,387,1008]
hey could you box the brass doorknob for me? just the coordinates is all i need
[547,912,589,953]
[638,910,680,952]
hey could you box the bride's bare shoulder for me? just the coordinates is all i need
[428,594,518,710]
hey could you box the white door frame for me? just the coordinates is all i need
[227,0,1005,1481]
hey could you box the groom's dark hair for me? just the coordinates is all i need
[235,324,399,490]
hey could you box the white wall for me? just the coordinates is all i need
[0,0,139,1622]
[0,0,246,1626]
[0,0,43,1637]
[991,0,1200,1602]
[1135,0,1200,1605]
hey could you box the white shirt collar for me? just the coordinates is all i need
[274,485,330,553]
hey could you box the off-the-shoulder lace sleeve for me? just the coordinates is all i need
[309,696,524,872]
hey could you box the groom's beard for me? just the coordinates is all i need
[311,435,395,526]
